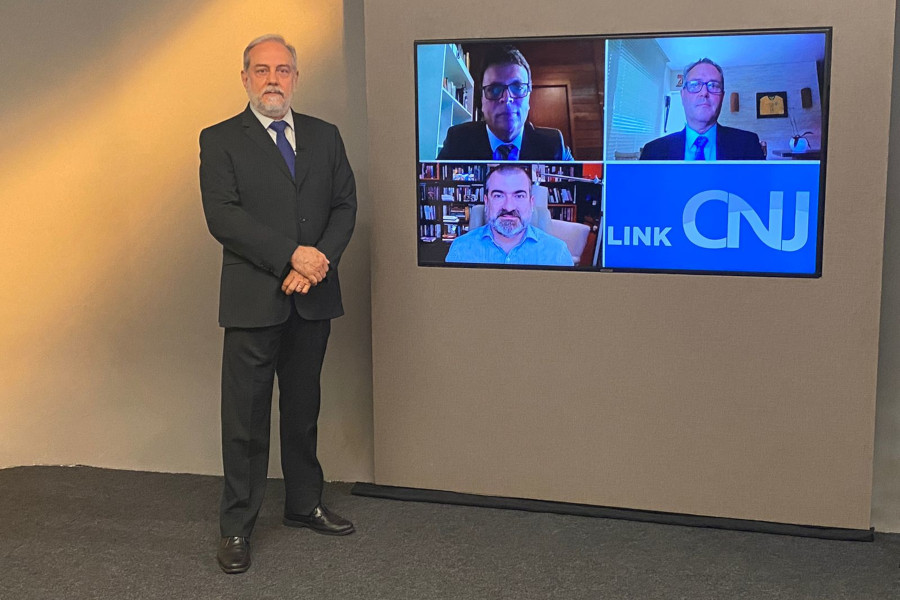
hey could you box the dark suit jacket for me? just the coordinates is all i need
[639,125,765,160]
[200,106,357,328]
[437,121,571,160]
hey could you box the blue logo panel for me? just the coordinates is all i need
[603,163,821,274]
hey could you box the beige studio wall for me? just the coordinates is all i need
[3,0,900,535]
[0,0,374,483]
[365,0,896,530]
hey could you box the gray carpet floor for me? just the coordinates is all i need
[1,466,898,599]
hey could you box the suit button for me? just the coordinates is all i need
[299,218,307,223]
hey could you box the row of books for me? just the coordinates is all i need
[421,184,573,206]
[449,43,469,69]
[419,223,466,241]
[419,163,439,179]
[449,166,480,181]
[544,186,575,204]
[419,204,472,223]
[443,224,461,240]
[419,184,485,204]
[550,206,577,221]
[420,204,437,221]
[419,224,441,240]
[419,163,490,181]
[420,163,585,184]
[442,77,469,106]
[533,164,578,182]
[443,204,469,222]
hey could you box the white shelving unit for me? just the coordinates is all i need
[416,44,475,160]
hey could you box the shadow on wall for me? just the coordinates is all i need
[0,0,353,473]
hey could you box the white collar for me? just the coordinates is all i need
[486,124,524,153]
[249,105,295,132]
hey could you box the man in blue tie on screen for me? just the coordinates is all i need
[445,165,573,266]
[437,46,573,161]
[640,58,765,161]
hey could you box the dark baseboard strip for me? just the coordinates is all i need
[350,482,874,542]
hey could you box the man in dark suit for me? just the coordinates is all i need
[640,58,765,161]
[437,45,573,161]
[200,34,357,574]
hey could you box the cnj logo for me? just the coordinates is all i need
[683,190,810,251]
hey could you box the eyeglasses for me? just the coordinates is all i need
[482,82,531,101]
[684,80,724,94]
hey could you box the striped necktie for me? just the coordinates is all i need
[496,144,515,160]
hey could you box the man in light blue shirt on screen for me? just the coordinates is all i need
[445,165,573,266]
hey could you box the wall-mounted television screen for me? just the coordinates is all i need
[415,29,830,276]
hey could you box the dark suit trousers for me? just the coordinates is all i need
[219,308,330,537]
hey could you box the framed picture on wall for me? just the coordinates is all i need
[757,91,788,118]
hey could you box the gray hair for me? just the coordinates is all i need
[683,58,724,87]
[243,34,298,71]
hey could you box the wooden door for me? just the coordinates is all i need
[529,84,573,150]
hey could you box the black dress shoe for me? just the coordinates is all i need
[217,536,251,574]
[283,504,355,535]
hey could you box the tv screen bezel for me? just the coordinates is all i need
[413,27,832,278]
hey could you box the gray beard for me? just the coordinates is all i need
[251,94,290,119]
[490,216,526,238]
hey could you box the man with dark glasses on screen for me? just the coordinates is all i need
[438,45,573,161]
[640,58,765,161]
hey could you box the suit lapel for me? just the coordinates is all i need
[520,124,538,160]
[291,111,310,189]
[240,106,294,182]
[473,125,494,160]
[674,129,687,160]
[715,126,730,160]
